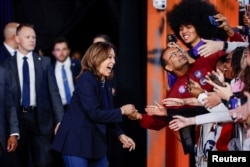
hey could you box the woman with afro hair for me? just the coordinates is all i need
[167,0,244,59]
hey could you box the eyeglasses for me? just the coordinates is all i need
[168,49,183,61]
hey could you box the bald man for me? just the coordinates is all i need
[0,22,19,62]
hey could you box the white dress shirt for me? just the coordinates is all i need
[17,51,36,106]
[55,57,74,105]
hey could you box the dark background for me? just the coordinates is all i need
[0,0,147,167]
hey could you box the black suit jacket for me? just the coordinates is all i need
[69,58,81,83]
[2,52,64,135]
[0,44,12,63]
[0,66,19,150]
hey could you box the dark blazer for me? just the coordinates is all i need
[0,66,19,150]
[69,58,81,83]
[2,52,64,135]
[0,44,12,63]
[53,70,123,159]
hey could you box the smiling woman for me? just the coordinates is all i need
[82,42,115,81]
[79,42,116,81]
[52,42,138,167]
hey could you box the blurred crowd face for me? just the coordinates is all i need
[223,52,233,79]
[16,26,36,55]
[179,24,200,47]
[4,22,20,49]
[52,42,70,62]
[215,59,225,73]
[241,48,248,69]
[98,48,116,80]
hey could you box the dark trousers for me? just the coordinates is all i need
[16,110,53,167]
[0,149,21,167]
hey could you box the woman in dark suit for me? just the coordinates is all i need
[52,42,136,167]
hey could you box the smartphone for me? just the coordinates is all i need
[209,74,224,87]
[167,34,177,43]
[208,16,221,26]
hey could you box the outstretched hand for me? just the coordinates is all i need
[145,101,167,116]
[162,98,185,107]
[169,115,195,131]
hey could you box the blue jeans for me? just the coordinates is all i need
[63,155,108,167]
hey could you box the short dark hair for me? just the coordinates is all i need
[16,23,34,35]
[52,37,70,48]
[93,34,112,43]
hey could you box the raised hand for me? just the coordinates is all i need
[214,13,235,36]
[186,78,204,98]
[205,70,225,87]
[205,77,232,101]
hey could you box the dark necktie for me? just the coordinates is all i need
[22,57,30,108]
[62,65,71,104]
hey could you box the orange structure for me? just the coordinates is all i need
[146,0,239,166]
